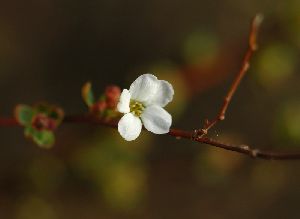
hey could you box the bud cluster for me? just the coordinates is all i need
[91,85,121,115]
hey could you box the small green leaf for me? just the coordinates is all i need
[15,104,34,126]
[24,126,35,137]
[82,82,95,107]
[32,130,55,149]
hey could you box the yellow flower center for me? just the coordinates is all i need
[130,100,145,117]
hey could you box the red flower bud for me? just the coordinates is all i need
[91,101,107,114]
[32,114,57,131]
[105,85,121,109]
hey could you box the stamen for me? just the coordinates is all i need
[130,100,145,117]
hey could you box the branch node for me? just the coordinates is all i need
[243,62,250,72]
[240,145,249,150]
[192,129,199,140]
[251,149,259,158]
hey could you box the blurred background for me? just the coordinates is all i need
[0,0,300,218]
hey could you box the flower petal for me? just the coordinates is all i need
[117,89,131,113]
[148,80,174,107]
[118,113,142,141]
[141,105,172,134]
[129,74,159,104]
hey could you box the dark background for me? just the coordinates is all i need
[0,0,300,218]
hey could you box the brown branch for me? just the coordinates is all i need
[1,115,300,160]
[0,15,299,160]
[0,118,19,126]
[196,14,264,137]
[65,115,300,160]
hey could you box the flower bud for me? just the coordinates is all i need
[32,113,57,131]
[105,85,121,109]
[91,101,107,114]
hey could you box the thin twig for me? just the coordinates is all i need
[0,118,19,126]
[1,115,300,160]
[196,14,264,137]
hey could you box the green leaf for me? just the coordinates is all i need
[24,126,35,137]
[32,130,55,149]
[82,82,95,107]
[15,104,34,126]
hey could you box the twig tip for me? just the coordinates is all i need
[254,13,264,27]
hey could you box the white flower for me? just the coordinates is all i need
[117,74,174,141]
